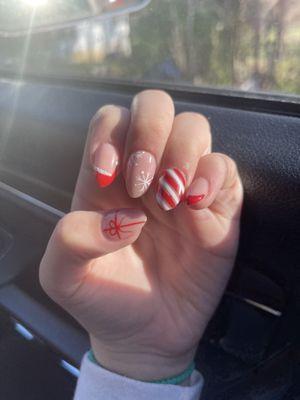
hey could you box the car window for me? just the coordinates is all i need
[0,0,299,97]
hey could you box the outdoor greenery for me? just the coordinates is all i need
[119,0,300,94]
[0,0,299,95]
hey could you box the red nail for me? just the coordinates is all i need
[95,169,116,188]
[186,194,205,206]
[185,177,208,209]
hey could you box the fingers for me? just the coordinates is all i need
[85,90,175,196]
[80,91,239,220]
[124,90,175,198]
[156,112,211,211]
[39,208,147,300]
[84,92,211,208]
[185,153,243,217]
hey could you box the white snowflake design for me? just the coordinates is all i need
[127,151,147,170]
[135,170,153,193]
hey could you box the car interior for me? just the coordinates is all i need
[0,0,299,399]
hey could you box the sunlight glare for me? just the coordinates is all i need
[21,0,48,7]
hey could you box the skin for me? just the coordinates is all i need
[39,90,243,382]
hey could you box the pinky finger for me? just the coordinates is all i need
[185,153,243,219]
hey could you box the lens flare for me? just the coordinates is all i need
[21,0,48,7]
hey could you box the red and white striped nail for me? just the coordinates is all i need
[93,143,119,188]
[156,168,186,211]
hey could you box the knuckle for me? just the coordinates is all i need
[53,213,79,252]
[135,89,173,105]
[133,90,174,119]
[134,113,170,141]
[175,112,211,148]
[89,105,128,133]
[181,112,210,130]
[131,90,174,143]
[216,153,239,183]
[152,90,173,108]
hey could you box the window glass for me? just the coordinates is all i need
[0,0,299,96]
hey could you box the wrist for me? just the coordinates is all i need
[90,337,196,382]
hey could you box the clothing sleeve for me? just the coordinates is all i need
[74,353,204,400]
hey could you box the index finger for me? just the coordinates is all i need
[72,105,131,210]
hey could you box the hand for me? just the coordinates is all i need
[39,90,243,381]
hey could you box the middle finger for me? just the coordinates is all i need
[124,90,175,198]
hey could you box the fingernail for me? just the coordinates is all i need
[126,151,156,198]
[102,209,147,241]
[93,143,118,188]
[185,177,208,209]
[156,168,186,211]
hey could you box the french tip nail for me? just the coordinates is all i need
[186,194,205,206]
[96,170,116,188]
[93,143,118,188]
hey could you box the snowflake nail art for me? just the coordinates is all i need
[126,151,156,198]
[135,170,153,193]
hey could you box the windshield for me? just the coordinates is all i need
[0,0,299,97]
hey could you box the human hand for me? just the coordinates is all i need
[40,90,243,381]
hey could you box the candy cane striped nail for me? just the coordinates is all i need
[156,168,186,211]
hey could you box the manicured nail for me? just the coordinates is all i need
[102,209,147,241]
[156,168,186,211]
[185,177,208,209]
[93,143,118,188]
[126,151,156,198]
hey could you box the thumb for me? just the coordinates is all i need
[39,208,147,300]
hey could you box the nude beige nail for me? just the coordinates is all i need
[126,151,156,198]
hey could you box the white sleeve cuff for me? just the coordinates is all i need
[74,353,204,400]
